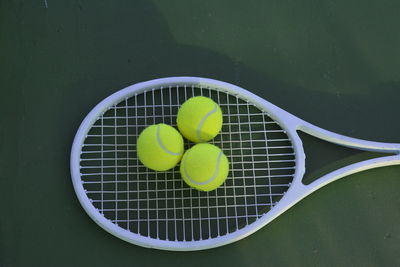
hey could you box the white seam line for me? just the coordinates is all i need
[184,151,222,185]
[196,104,217,142]
[156,124,182,156]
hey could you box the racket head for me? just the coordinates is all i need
[70,77,305,250]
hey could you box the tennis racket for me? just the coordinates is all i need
[70,77,400,251]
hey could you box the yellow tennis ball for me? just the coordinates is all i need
[177,96,223,143]
[180,143,229,191]
[137,124,184,171]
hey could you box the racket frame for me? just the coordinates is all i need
[71,77,400,251]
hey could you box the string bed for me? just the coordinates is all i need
[80,85,295,242]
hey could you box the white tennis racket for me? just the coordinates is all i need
[70,77,400,251]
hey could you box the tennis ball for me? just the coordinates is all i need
[137,124,184,171]
[180,143,229,191]
[177,96,223,143]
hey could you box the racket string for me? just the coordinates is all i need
[80,85,295,241]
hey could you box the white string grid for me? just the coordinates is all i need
[80,85,295,241]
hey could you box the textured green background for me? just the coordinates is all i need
[1,0,400,266]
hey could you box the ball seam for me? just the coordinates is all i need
[184,151,222,185]
[196,104,217,142]
[156,124,182,156]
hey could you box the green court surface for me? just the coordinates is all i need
[1,1,400,266]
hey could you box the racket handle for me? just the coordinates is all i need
[306,154,400,190]
[298,122,400,154]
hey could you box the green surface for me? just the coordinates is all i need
[1,0,400,266]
